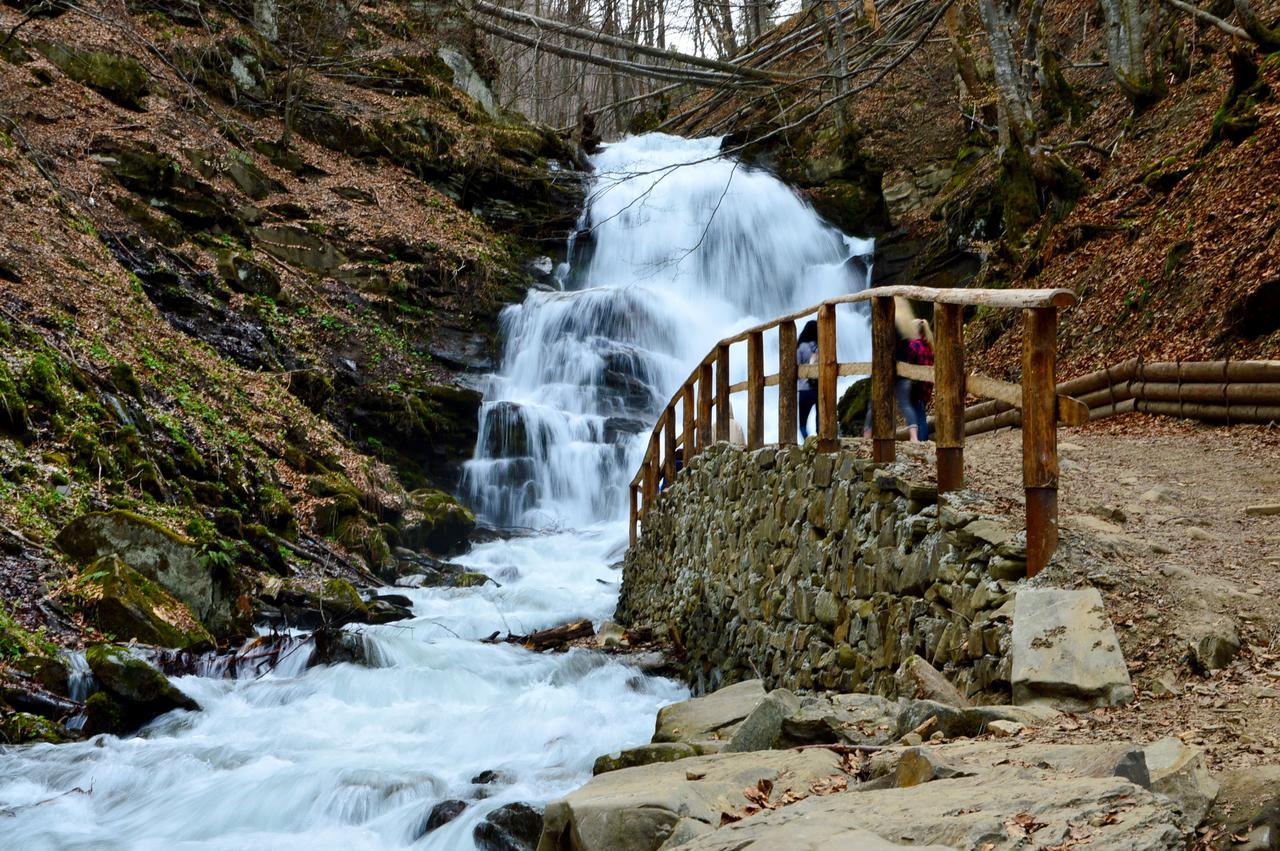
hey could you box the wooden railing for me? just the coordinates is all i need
[628,285,1081,576]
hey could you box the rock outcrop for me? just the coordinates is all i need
[84,644,200,734]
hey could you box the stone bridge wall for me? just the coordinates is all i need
[616,441,1032,700]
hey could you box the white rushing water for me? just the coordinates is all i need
[0,133,872,850]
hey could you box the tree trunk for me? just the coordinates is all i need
[1099,0,1167,109]
[1233,0,1280,50]
[976,0,1037,146]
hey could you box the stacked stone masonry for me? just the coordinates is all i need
[617,441,1031,701]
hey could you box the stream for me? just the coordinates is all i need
[0,133,872,849]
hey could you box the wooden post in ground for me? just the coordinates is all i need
[715,344,730,442]
[778,320,798,444]
[698,360,713,450]
[646,433,659,511]
[747,330,764,447]
[663,408,676,488]
[682,383,695,463]
[871,296,897,463]
[934,302,965,494]
[817,304,838,451]
[629,484,637,546]
[1022,307,1059,577]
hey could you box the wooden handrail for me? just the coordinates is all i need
[629,285,1079,576]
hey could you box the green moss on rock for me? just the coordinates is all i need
[69,555,214,650]
[0,710,68,744]
[399,489,475,555]
[85,643,199,732]
[35,41,151,110]
[319,578,367,619]
[0,361,29,436]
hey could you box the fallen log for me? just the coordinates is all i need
[483,619,595,652]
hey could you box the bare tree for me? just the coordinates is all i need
[1098,0,1167,109]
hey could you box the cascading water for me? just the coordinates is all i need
[463,134,873,530]
[0,133,872,850]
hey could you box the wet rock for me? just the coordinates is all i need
[430,327,496,372]
[653,678,767,754]
[474,802,542,851]
[85,644,199,733]
[436,47,497,117]
[67,555,214,650]
[1011,587,1134,711]
[55,510,241,636]
[0,710,69,744]
[216,252,280,298]
[593,742,698,775]
[472,769,512,785]
[419,799,467,837]
[400,489,476,556]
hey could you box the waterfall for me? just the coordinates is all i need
[463,133,873,529]
[0,134,873,850]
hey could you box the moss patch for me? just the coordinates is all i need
[68,555,214,649]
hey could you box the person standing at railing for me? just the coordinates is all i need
[796,320,819,438]
[863,315,934,442]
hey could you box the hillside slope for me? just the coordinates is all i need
[0,0,582,695]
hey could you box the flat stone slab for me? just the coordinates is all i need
[653,679,767,754]
[1011,588,1134,711]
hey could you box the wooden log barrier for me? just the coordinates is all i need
[1022,308,1059,577]
[779,320,798,445]
[934,303,965,493]
[698,360,714,449]
[715,344,730,442]
[871,296,896,462]
[818,303,838,452]
[748,330,764,447]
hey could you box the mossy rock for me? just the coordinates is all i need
[83,691,124,735]
[69,556,214,650]
[35,41,151,110]
[55,511,241,637]
[13,654,70,696]
[21,352,66,416]
[837,378,872,438]
[85,643,199,732]
[592,742,697,775]
[306,471,363,500]
[111,194,185,246]
[454,571,492,588]
[285,368,333,413]
[215,251,280,298]
[399,489,475,555]
[0,361,30,436]
[318,578,368,620]
[0,710,68,744]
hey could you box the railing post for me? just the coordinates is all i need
[1023,307,1059,577]
[663,408,676,488]
[778,320,798,444]
[747,330,764,447]
[934,302,965,494]
[698,360,713,450]
[871,296,897,463]
[682,382,695,462]
[645,433,659,512]
[715,344,730,442]
[817,304,838,452]
[629,484,638,546]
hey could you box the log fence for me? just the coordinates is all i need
[629,285,1080,576]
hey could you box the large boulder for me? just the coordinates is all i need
[56,510,241,636]
[894,655,971,707]
[537,748,849,851]
[399,489,476,555]
[1011,588,1135,710]
[652,679,767,754]
[84,644,199,734]
[67,556,214,650]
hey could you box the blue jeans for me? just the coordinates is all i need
[864,379,928,439]
[798,387,818,437]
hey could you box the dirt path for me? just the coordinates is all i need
[960,416,1280,771]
